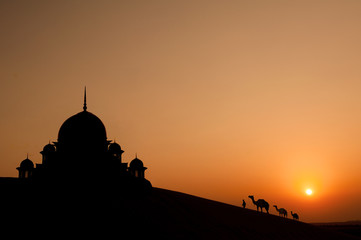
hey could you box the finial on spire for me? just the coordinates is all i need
[135,153,138,159]
[83,86,87,111]
[26,153,29,159]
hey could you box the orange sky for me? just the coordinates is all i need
[1,0,361,222]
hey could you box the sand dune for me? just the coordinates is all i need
[2,186,360,239]
[110,188,360,239]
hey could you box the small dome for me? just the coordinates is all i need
[130,157,144,169]
[43,143,56,153]
[20,158,34,169]
[109,142,122,153]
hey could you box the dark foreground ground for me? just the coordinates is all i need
[313,221,361,239]
[2,185,361,239]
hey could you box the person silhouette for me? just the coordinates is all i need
[242,199,246,208]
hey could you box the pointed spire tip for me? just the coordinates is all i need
[83,86,87,111]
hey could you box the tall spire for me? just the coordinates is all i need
[83,86,87,111]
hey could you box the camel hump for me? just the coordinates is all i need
[258,199,269,208]
[260,199,269,205]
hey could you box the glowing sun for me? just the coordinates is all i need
[305,188,313,196]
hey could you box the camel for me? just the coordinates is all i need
[248,195,269,213]
[273,205,287,218]
[291,211,299,220]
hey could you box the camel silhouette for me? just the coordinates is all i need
[291,211,299,220]
[248,195,269,213]
[273,205,287,218]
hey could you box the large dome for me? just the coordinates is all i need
[57,110,107,153]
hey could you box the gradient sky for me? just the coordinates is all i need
[1,0,361,222]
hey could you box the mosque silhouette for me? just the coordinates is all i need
[3,89,151,210]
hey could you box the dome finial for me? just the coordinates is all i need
[83,86,87,111]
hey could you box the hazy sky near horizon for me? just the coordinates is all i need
[1,0,361,222]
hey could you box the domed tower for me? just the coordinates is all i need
[54,89,109,177]
[108,142,124,162]
[17,156,34,179]
[129,156,147,179]
[40,143,56,166]
[108,141,127,175]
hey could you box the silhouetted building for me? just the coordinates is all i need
[14,89,151,199]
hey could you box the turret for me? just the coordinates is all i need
[108,142,124,162]
[17,156,34,179]
[129,156,147,179]
[40,143,56,166]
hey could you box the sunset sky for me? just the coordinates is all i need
[1,0,361,222]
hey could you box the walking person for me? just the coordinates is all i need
[242,199,246,208]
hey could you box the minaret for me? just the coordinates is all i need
[83,86,87,111]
